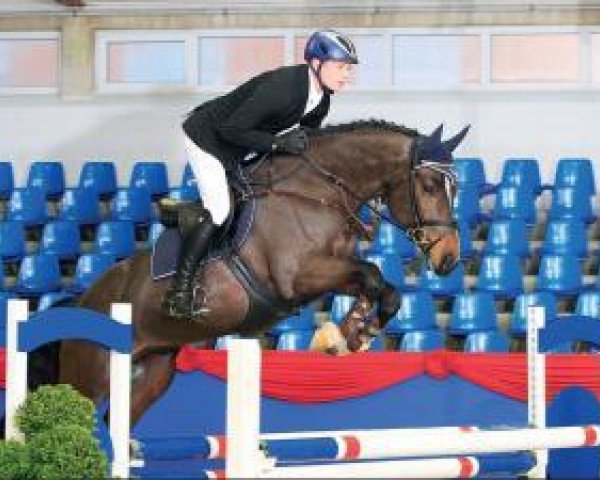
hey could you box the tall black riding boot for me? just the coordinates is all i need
[163,213,217,318]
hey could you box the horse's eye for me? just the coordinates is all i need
[423,179,436,194]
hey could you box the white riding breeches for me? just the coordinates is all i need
[184,135,231,226]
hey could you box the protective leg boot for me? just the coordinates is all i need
[163,213,217,318]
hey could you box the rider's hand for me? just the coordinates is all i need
[272,128,309,155]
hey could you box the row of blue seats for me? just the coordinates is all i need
[365,252,597,299]
[1,157,595,202]
[368,218,598,263]
[1,215,594,269]
[0,185,192,228]
[0,220,164,263]
[451,185,596,228]
[215,330,512,353]
[0,161,196,201]
[272,290,600,338]
[1,248,597,299]
[454,157,596,197]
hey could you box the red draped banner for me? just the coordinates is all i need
[1,347,598,405]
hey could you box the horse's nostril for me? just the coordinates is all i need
[442,253,455,273]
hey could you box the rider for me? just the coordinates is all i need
[163,29,359,318]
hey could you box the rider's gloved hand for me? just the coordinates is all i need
[272,128,309,155]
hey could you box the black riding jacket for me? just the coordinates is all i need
[182,64,330,171]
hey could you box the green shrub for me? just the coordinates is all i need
[28,425,108,480]
[0,440,32,480]
[16,384,96,439]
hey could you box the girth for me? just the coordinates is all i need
[225,252,299,335]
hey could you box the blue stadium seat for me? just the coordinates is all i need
[148,221,166,248]
[483,219,530,259]
[449,291,498,335]
[182,163,197,191]
[536,254,583,296]
[40,220,81,260]
[418,262,465,298]
[66,253,116,294]
[453,157,494,196]
[79,161,118,199]
[0,221,26,262]
[27,161,65,200]
[7,187,48,227]
[368,221,417,261]
[364,252,404,290]
[109,187,153,225]
[548,187,595,224]
[94,221,135,260]
[167,186,200,202]
[358,204,373,226]
[130,161,169,199]
[510,291,557,337]
[554,157,595,196]
[58,188,102,226]
[276,330,315,351]
[453,188,485,227]
[458,222,475,260]
[269,305,316,335]
[498,158,543,196]
[464,331,510,353]
[386,291,437,336]
[575,291,600,320]
[329,294,357,324]
[540,219,587,259]
[13,254,61,295]
[398,330,445,352]
[0,162,14,200]
[476,254,524,299]
[492,186,537,226]
[37,291,75,311]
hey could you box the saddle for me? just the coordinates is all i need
[151,159,299,328]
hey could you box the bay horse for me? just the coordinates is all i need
[58,120,467,425]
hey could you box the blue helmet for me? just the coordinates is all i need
[304,30,359,64]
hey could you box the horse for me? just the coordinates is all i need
[57,120,467,425]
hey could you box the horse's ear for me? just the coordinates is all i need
[443,125,470,152]
[430,123,444,143]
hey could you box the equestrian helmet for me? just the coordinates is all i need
[304,30,359,64]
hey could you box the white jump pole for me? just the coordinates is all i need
[225,338,266,478]
[5,299,29,441]
[109,303,132,479]
[527,305,547,478]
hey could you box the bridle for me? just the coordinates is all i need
[245,135,458,255]
[402,138,459,254]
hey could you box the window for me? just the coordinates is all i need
[392,35,481,86]
[106,40,186,84]
[0,35,58,90]
[490,34,579,83]
[198,36,285,86]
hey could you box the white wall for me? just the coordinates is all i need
[1,91,599,190]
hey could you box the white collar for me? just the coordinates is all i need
[304,67,324,115]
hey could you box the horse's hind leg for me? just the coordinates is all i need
[130,350,177,426]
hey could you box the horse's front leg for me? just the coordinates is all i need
[293,257,401,354]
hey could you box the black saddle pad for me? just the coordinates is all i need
[150,199,256,280]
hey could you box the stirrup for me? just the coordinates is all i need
[191,285,211,316]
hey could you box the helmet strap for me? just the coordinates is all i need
[309,62,334,95]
